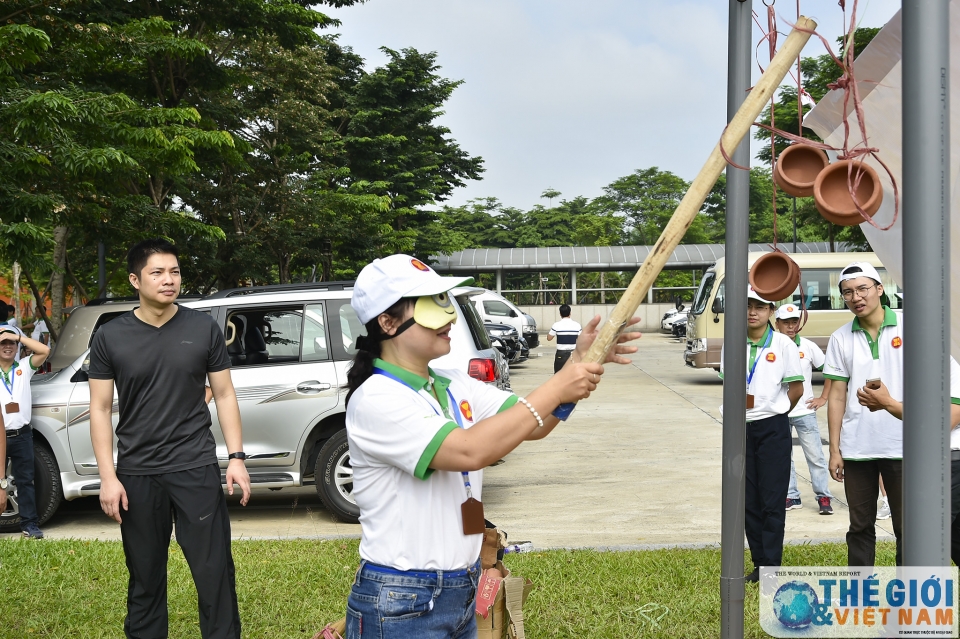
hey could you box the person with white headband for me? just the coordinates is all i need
[342,254,640,638]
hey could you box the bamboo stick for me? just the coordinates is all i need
[583,16,817,364]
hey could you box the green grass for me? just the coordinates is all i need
[0,539,898,638]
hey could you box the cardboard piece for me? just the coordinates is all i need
[476,561,535,639]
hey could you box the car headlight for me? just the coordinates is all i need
[522,326,536,333]
[689,338,707,353]
[489,329,507,337]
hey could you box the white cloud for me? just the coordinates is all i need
[324,0,902,210]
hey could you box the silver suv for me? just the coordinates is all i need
[6,283,504,530]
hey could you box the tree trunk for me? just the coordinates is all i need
[49,225,69,335]
[278,254,290,284]
[829,224,835,252]
[11,262,21,326]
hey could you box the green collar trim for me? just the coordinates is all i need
[851,306,897,333]
[0,359,18,383]
[851,306,897,360]
[747,325,771,347]
[373,358,453,414]
[793,335,801,346]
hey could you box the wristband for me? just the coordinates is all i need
[516,397,544,429]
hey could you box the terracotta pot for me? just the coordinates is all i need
[749,252,800,302]
[773,144,830,198]
[813,159,883,226]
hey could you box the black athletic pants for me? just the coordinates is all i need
[745,413,791,569]
[842,459,903,567]
[118,464,240,639]
[554,350,572,373]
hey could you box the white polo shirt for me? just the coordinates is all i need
[720,325,804,422]
[1,357,38,431]
[549,317,582,351]
[823,307,905,459]
[788,335,826,418]
[346,358,517,571]
[947,358,960,450]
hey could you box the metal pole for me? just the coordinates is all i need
[901,0,951,567]
[720,1,751,637]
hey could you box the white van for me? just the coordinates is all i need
[472,290,539,348]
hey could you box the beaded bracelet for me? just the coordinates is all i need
[516,396,544,429]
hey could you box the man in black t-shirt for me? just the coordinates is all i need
[89,239,250,639]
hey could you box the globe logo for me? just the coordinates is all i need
[773,581,819,629]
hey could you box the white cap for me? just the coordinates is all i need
[747,286,772,304]
[351,254,474,324]
[0,325,22,341]
[839,262,882,286]
[776,303,802,320]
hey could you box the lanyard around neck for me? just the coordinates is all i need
[372,368,474,498]
[0,362,16,396]
[746,329,773,387]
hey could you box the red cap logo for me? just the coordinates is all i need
[459,400,473,421]
[410,258,431,272]
[892,336,902,349]
[766,353,777,362]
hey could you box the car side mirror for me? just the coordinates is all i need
[70,368,89,383]
[711,297,724,314]
[509,310,517,317]
[677,303,685,313]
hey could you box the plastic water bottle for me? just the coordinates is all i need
[503,541,534,554]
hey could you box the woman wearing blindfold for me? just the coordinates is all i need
[342,254,640,638]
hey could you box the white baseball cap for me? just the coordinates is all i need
[747,286,772,305]
[351,254,474,324]
[776,303,802,320]
[839,262,882,286]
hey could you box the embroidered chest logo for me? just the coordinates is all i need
[410,258,431,272]
[15,369,22,376]
[799,351,806,359]
[891,336,902,349]
[766,353,776,363]
[459,400,474,421]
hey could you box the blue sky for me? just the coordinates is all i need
[324,0,902,210]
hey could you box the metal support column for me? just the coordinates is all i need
[496,269,502,295]
[570,268,577,305]
[901,0,951,567]
[720,1,752,637]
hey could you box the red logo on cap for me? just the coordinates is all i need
[459,400,473,421]
[410,258,430,272]
[766,353,776,362]
[892,336,902,349]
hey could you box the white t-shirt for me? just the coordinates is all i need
[947,358,960,450]
[346,359,516,571]
[549,317,582,352]
[720,326,804,422]
[31,320,47,341]
[788,336,826,418]
[0,357,37,431]
[823,307,905,459]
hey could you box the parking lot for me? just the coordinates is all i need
[6,332,894,549]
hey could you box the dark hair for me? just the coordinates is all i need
[559,304,571,317]
[346,298,414,407]
[0,302,8,323]
[127,238,179,279]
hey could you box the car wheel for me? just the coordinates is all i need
[315,429,360,524]
[0,442,63,532]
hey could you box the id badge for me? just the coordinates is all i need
[745,394,755,410]
[4,402,19,414]
[461,497,485,535]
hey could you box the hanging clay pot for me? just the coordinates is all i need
[773,144,830,198]
[813,159,883,226]
[749,251,800,302]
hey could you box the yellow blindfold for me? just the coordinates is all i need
[413,293,457,329]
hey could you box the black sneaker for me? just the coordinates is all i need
[745,568,760,583]
[818,496,833,515]
[21,524,44,539]
[786,498,802,511]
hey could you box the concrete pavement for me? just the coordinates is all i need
[13,332,894,549]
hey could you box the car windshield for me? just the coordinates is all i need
[691,271,716,315]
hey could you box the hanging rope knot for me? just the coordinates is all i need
[827,75,850,91]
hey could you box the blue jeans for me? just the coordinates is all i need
[346,559,481,639]
[787,413,833,500]
[6,424,38,528]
